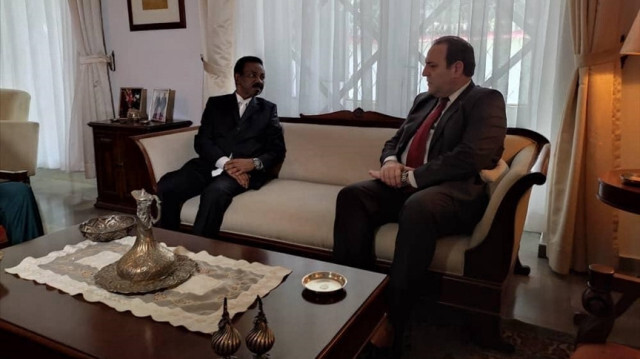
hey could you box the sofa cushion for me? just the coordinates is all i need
[279,123,396,186]
[181,179,342,250]
[374,224,470,275]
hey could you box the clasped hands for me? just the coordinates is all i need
[224,158,255,189]
[368,160,413,188]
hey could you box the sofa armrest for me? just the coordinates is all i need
[464,135,550,282]
[0,121,39,176]
[133,126,198,193]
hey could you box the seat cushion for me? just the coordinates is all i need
[374,223,470,275]
[181,179,342,250]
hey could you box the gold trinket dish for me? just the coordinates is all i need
[301,271,347,293]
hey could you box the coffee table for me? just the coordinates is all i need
[0,227,388,358]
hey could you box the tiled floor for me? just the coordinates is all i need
[29,168,640,348]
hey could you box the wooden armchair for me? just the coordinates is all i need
[572,264,640,359]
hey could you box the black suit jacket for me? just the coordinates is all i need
[382,82,506,199]
[194,93,286,188]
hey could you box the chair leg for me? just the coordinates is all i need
[514,256,531,276]
[468,312,515,353]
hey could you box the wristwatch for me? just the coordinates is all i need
[400,170,409,186]
[252,158,264,171]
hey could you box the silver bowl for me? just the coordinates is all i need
[79,215,136,242]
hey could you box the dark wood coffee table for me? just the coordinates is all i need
[0,227,388,359]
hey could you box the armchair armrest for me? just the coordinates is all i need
[0,120,39,176]
[133,126,198,193]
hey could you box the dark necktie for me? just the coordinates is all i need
[405,97,449,168]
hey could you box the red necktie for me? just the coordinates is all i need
[405,98,449,168]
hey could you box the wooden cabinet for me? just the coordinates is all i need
[89,120,192,213]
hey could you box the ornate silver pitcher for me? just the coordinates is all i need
[116,189,175,281]
[95,188,197,294]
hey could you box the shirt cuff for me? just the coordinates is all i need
[215,156,231,169]
[407,170,418,188]
[383,156,399,164]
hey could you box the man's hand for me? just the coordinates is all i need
[224,158,255,176]
[227,171,250,189]
[369,161,409,188]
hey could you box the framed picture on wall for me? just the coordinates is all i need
[149,89,175,122]
[118,87,147,119]
[127,0,186,31]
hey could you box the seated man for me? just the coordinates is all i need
[333,36,507,356]
[157,56,286,238]
[0,181,44,245]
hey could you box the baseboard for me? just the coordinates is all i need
[619,256,640,276]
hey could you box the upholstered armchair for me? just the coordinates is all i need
[0,89,39,183]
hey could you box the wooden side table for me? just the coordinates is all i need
[88,120,192,213]
[597,169,640,215]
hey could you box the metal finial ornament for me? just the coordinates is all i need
[245,295,275,358]
[211,297,241,358]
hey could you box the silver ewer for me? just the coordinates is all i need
[94,189,197,294]
[115,189,175,281]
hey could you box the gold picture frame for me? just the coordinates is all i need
[118,87,147,119]
[127,0,186,31]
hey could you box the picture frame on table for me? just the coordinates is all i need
[118,87,147,119]
[127,0,186,31]
[149,89,175,123]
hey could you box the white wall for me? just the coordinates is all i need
[101,1,204,124]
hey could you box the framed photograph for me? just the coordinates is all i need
[127,0,186,31]
[118,88,147,119]
[149,89,175,122]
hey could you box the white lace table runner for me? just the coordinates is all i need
[5,237,291,334]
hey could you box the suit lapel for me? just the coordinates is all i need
[240,98,258,123]
[226,94,241,123]
[403,98,437,142]
[429,83,475,149]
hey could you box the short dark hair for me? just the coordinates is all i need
[433,36,475,77]
[234,56,263,75]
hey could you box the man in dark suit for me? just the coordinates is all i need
[157,56,286,238]
[333,36,506,355]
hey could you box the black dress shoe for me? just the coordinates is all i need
[358,342,392,359]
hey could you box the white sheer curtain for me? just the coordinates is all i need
[234,0,568,232]
[0,0,75,170]
[199,0,237,103]
[67,0,115,178]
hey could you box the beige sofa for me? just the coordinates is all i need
[0,89,39,182]
[135,110,548,272]
[135,109,549,349]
